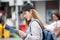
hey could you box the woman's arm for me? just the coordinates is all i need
[54,27,60,37]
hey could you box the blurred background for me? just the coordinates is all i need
[0,0,60,39]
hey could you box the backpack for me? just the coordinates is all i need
[30,20,57,40]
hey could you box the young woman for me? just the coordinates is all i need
[18,3,45,40]
[52,13,60,37]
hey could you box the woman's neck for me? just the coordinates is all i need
[55,20,59,22]
[31,16,34,21]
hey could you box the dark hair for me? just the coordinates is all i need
[53,13,60,20]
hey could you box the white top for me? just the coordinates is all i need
[53,20,60,27]
[45,20,60,31]
[25,19,43,40]
[6,19,14,27]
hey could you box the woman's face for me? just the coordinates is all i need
[52,14,58,21]
[23,10,32,21]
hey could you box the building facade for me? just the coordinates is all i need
[0,0,60,29]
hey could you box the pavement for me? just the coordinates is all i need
[0,38,22,40]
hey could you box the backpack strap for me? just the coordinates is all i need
[29,19,43,36]
[30,26,32,36]
[31,19,44,30]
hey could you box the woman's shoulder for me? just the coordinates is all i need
[29,19,40,28]
[56,20,60,24]
[30,19,39,25]
[31,20,39,25]
[57,20,60,24]
[57,20,60,22]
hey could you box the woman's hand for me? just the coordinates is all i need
[54,27,60,37]
[18,30,26,38]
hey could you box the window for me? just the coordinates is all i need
[46,1,59,24]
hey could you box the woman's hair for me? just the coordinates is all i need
[53,13,60,20]
[26,9,46,29]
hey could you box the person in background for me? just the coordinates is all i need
[18,3,46,40]
[51,13,60,37]
[6,16,14,28]
[0,13,4,38]
[0,13,4,25]
[3,16,14,38]
[46,13,60,40]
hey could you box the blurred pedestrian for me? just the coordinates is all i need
[0,13,3,38]
[52,13,60,37]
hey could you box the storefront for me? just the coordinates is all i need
[0,2,11,23]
